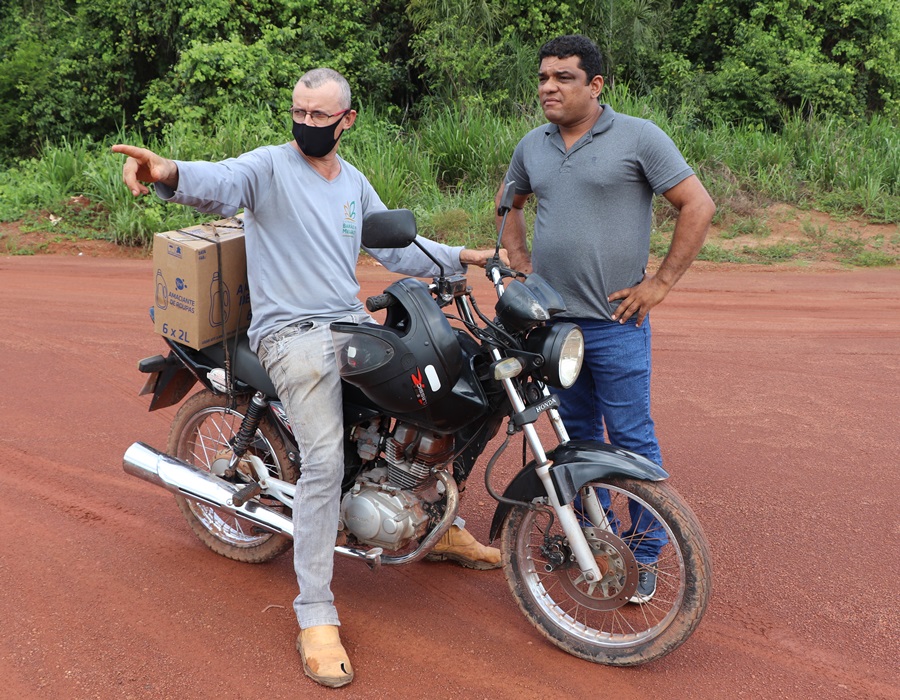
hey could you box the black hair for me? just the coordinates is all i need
[538,35,604,83]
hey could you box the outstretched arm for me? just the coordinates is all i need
[608,175,715,326]
[111,144,179,196]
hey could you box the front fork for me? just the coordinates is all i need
[475,273,605,582]
[501,377,604,582]
[501,369,611,534]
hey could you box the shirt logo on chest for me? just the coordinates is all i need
[342,201,357,237]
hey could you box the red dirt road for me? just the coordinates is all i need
[1,256,898,699]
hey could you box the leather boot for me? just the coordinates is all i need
[425,525,501,570]
[296,625,354,688]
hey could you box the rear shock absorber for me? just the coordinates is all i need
[228,391,270,507]
[229,391,269,464]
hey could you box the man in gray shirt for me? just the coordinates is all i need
[115,68,503,689]
[498,35,715,604]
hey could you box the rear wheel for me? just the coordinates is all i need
[501,477,711,665]
[167,390,298,563]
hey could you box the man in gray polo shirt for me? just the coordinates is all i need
[498,35,715,603]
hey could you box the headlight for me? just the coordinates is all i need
[525,323,584,389]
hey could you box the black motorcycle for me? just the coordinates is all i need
[124,187,712,665]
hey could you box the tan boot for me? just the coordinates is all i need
[296,625,354,688]
[424,525,501,570]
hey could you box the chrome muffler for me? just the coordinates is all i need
[123,442,387,568]
[123,441,294,537]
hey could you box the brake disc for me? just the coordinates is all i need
[554,528,640,611]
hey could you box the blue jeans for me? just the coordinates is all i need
[257,313,370,630]
[557,317,667,563]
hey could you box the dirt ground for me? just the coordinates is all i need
[1,249,898,699]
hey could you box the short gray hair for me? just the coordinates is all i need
[297,68,352,109]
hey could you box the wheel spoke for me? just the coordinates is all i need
[507,478,695,656]
[176,402,288,548]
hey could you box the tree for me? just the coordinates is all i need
[662,0,900,123]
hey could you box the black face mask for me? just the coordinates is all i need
[292,115,345,158]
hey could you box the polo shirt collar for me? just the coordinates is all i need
[545,104,616,152]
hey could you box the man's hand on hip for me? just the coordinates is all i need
[608,275,671,327]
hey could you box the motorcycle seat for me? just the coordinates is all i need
[199,334,278,398]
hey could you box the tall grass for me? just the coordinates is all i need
[0,137,94,220]
[781,112,900,220]
[1,93,898,254]
[416,103,523,188]
[342,114,440,210]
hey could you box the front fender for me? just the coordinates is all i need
[488,440,668,541]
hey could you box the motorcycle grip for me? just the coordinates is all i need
[365,293,396,312]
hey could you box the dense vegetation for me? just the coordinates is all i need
[1,1,898,265]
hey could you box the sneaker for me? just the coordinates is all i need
[629,564,658,604]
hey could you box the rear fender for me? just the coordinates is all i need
[488,440,668,540]
[142,334,272,411]
[142,353,199,411]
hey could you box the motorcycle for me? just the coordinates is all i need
[123,184,712,665]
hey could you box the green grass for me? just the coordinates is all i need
[722,215,771,239]
[695,243,750,264]
[847,250,897,266]
[741,242,808,263]
[1,95,898,268]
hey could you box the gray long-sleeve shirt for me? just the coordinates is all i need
[157,143,465,351]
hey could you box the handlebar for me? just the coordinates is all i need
[485,256,520,285]
[365,293,396,312]
[367,259,519,313]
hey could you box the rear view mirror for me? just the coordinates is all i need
[497,180,516,216]
[362,209,417,249]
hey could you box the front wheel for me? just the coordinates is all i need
[167,390,299,563]
[501,477,711,665]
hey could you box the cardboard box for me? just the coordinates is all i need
[152,219,251,349]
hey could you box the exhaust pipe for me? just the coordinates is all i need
[123,441,293,538]
[122,442,453,571]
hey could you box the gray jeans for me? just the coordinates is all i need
[257,314,370,629]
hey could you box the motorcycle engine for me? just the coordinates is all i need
[339,422,454,550]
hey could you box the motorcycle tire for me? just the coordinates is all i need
[501,477,711,666]
[167,389,299,563]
